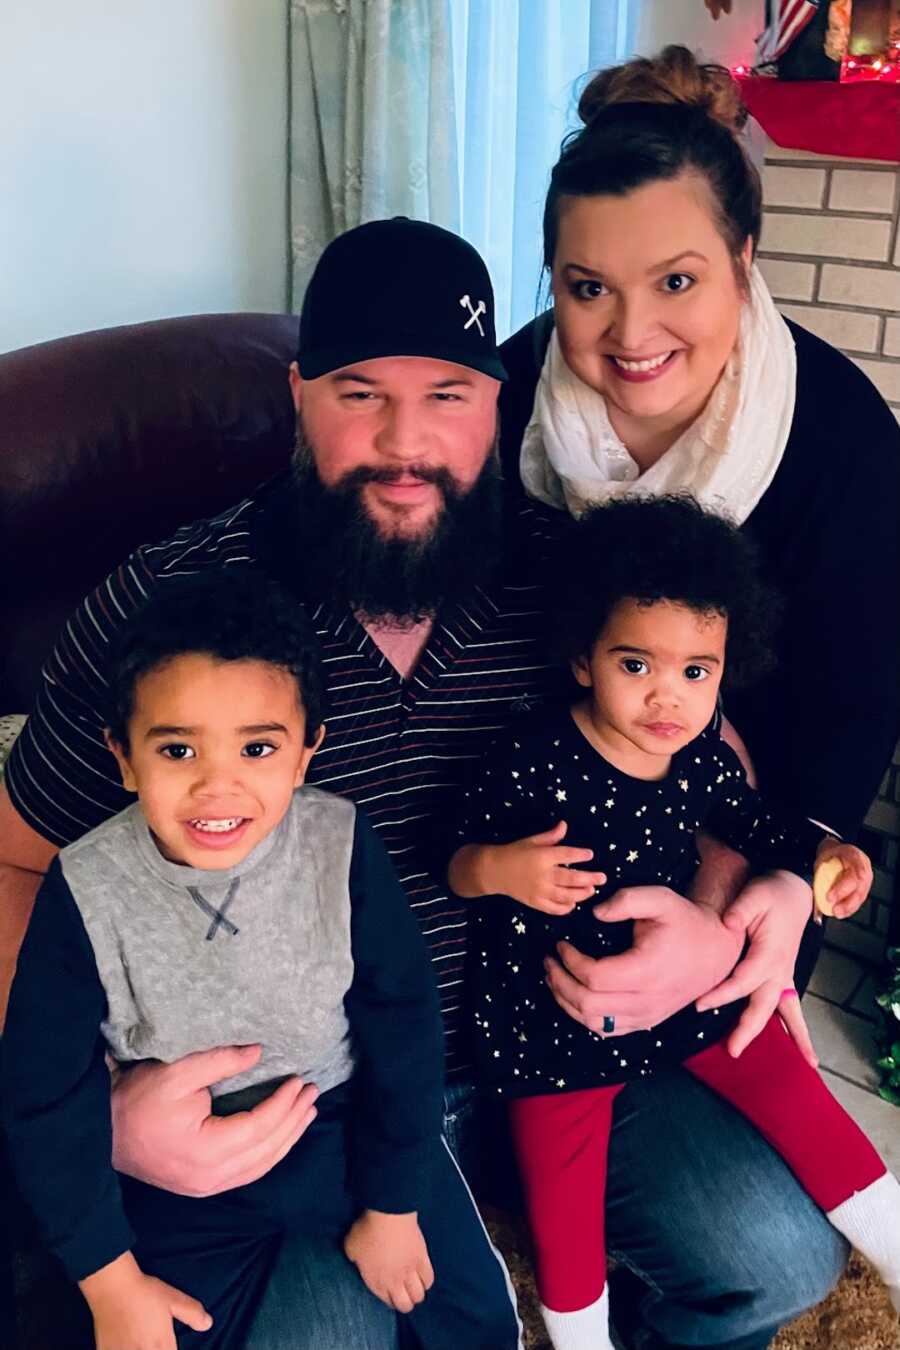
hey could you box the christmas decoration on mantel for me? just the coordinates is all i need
[728,1,900,160]
[838,0,900,81]
[736,74,900,158]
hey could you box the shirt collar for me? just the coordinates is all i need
[125,799,288,892]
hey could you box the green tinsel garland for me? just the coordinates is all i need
[875,946,900,1106]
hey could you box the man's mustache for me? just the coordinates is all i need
[339,464,457,492]
[286,426,504,622]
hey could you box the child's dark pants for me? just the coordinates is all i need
[120,1083,520,1350]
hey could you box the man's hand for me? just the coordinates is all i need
[697,870,816,1064]
[544,886,743,1035]
[344,1211,434,1313]
[110,1046,319,1196]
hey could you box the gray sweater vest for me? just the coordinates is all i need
[60,788,357,1099]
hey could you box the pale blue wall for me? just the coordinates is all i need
[0,1,289,354]
[635,0,758,68]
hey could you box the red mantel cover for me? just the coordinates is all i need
[737,76,900,162]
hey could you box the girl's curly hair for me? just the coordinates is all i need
[553,494,781,689]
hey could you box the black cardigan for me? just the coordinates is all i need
[499,314,900,845]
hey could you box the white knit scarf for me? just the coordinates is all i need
[519,266,796,524]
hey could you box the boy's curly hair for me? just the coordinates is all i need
[106,570,326,749]
[553,495,781,688]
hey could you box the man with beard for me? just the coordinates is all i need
[0,220,846,1350]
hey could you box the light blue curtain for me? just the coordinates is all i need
[289,0,459,298]
[288,0,636,330]
[450,0,636,336]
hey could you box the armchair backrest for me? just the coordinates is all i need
[0,313,298,713]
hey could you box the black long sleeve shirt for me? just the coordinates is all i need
[2,799,444,1281]
[457,711,827,1098]
[498,315,900,843]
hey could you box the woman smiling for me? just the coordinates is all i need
[500,48,900,1000]
[488,45,900,1346]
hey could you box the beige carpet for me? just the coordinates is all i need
[485,1209,900,1350]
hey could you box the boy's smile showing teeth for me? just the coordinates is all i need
[189,817,246,832]
[108,652,323,869]
[180,811,255,856]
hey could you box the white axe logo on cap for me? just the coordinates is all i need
[459,294,486,337]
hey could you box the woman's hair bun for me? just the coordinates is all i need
[578,44,747,137]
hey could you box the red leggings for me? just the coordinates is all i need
[508,1016,886,1313]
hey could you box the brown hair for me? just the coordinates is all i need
[578,44,747,134]
[543,45,760,284]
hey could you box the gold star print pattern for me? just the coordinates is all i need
[456,709,825,1100]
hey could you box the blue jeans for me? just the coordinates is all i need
[244,1072,847,1350]
[119,1083,517,1350]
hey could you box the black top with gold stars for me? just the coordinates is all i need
[457,707,826,1098]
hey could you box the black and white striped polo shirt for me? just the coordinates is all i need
[6,474,567,1075]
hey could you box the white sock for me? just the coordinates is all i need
[540,1285,613,1350]
[827,1170,900,1313]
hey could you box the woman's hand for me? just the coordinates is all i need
[80,1252,212,1350]
[544,885,743,1034]
[814,838,873,919]
[696,869,817,1064]
[449,822,605,914]
[344,1211,434,1313]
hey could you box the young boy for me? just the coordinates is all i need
[449,496,900,1350]
[3,571,520,1350]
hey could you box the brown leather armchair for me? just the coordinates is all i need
[1,312,297,1348]
[1,312,298,716]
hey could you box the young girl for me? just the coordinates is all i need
[449,495,900,1350]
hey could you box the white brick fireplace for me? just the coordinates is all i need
[759,144,900,421]
[757,142,900,975]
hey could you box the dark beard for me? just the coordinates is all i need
[288,429,504,625]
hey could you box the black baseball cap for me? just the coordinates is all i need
[297,218,507,382]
